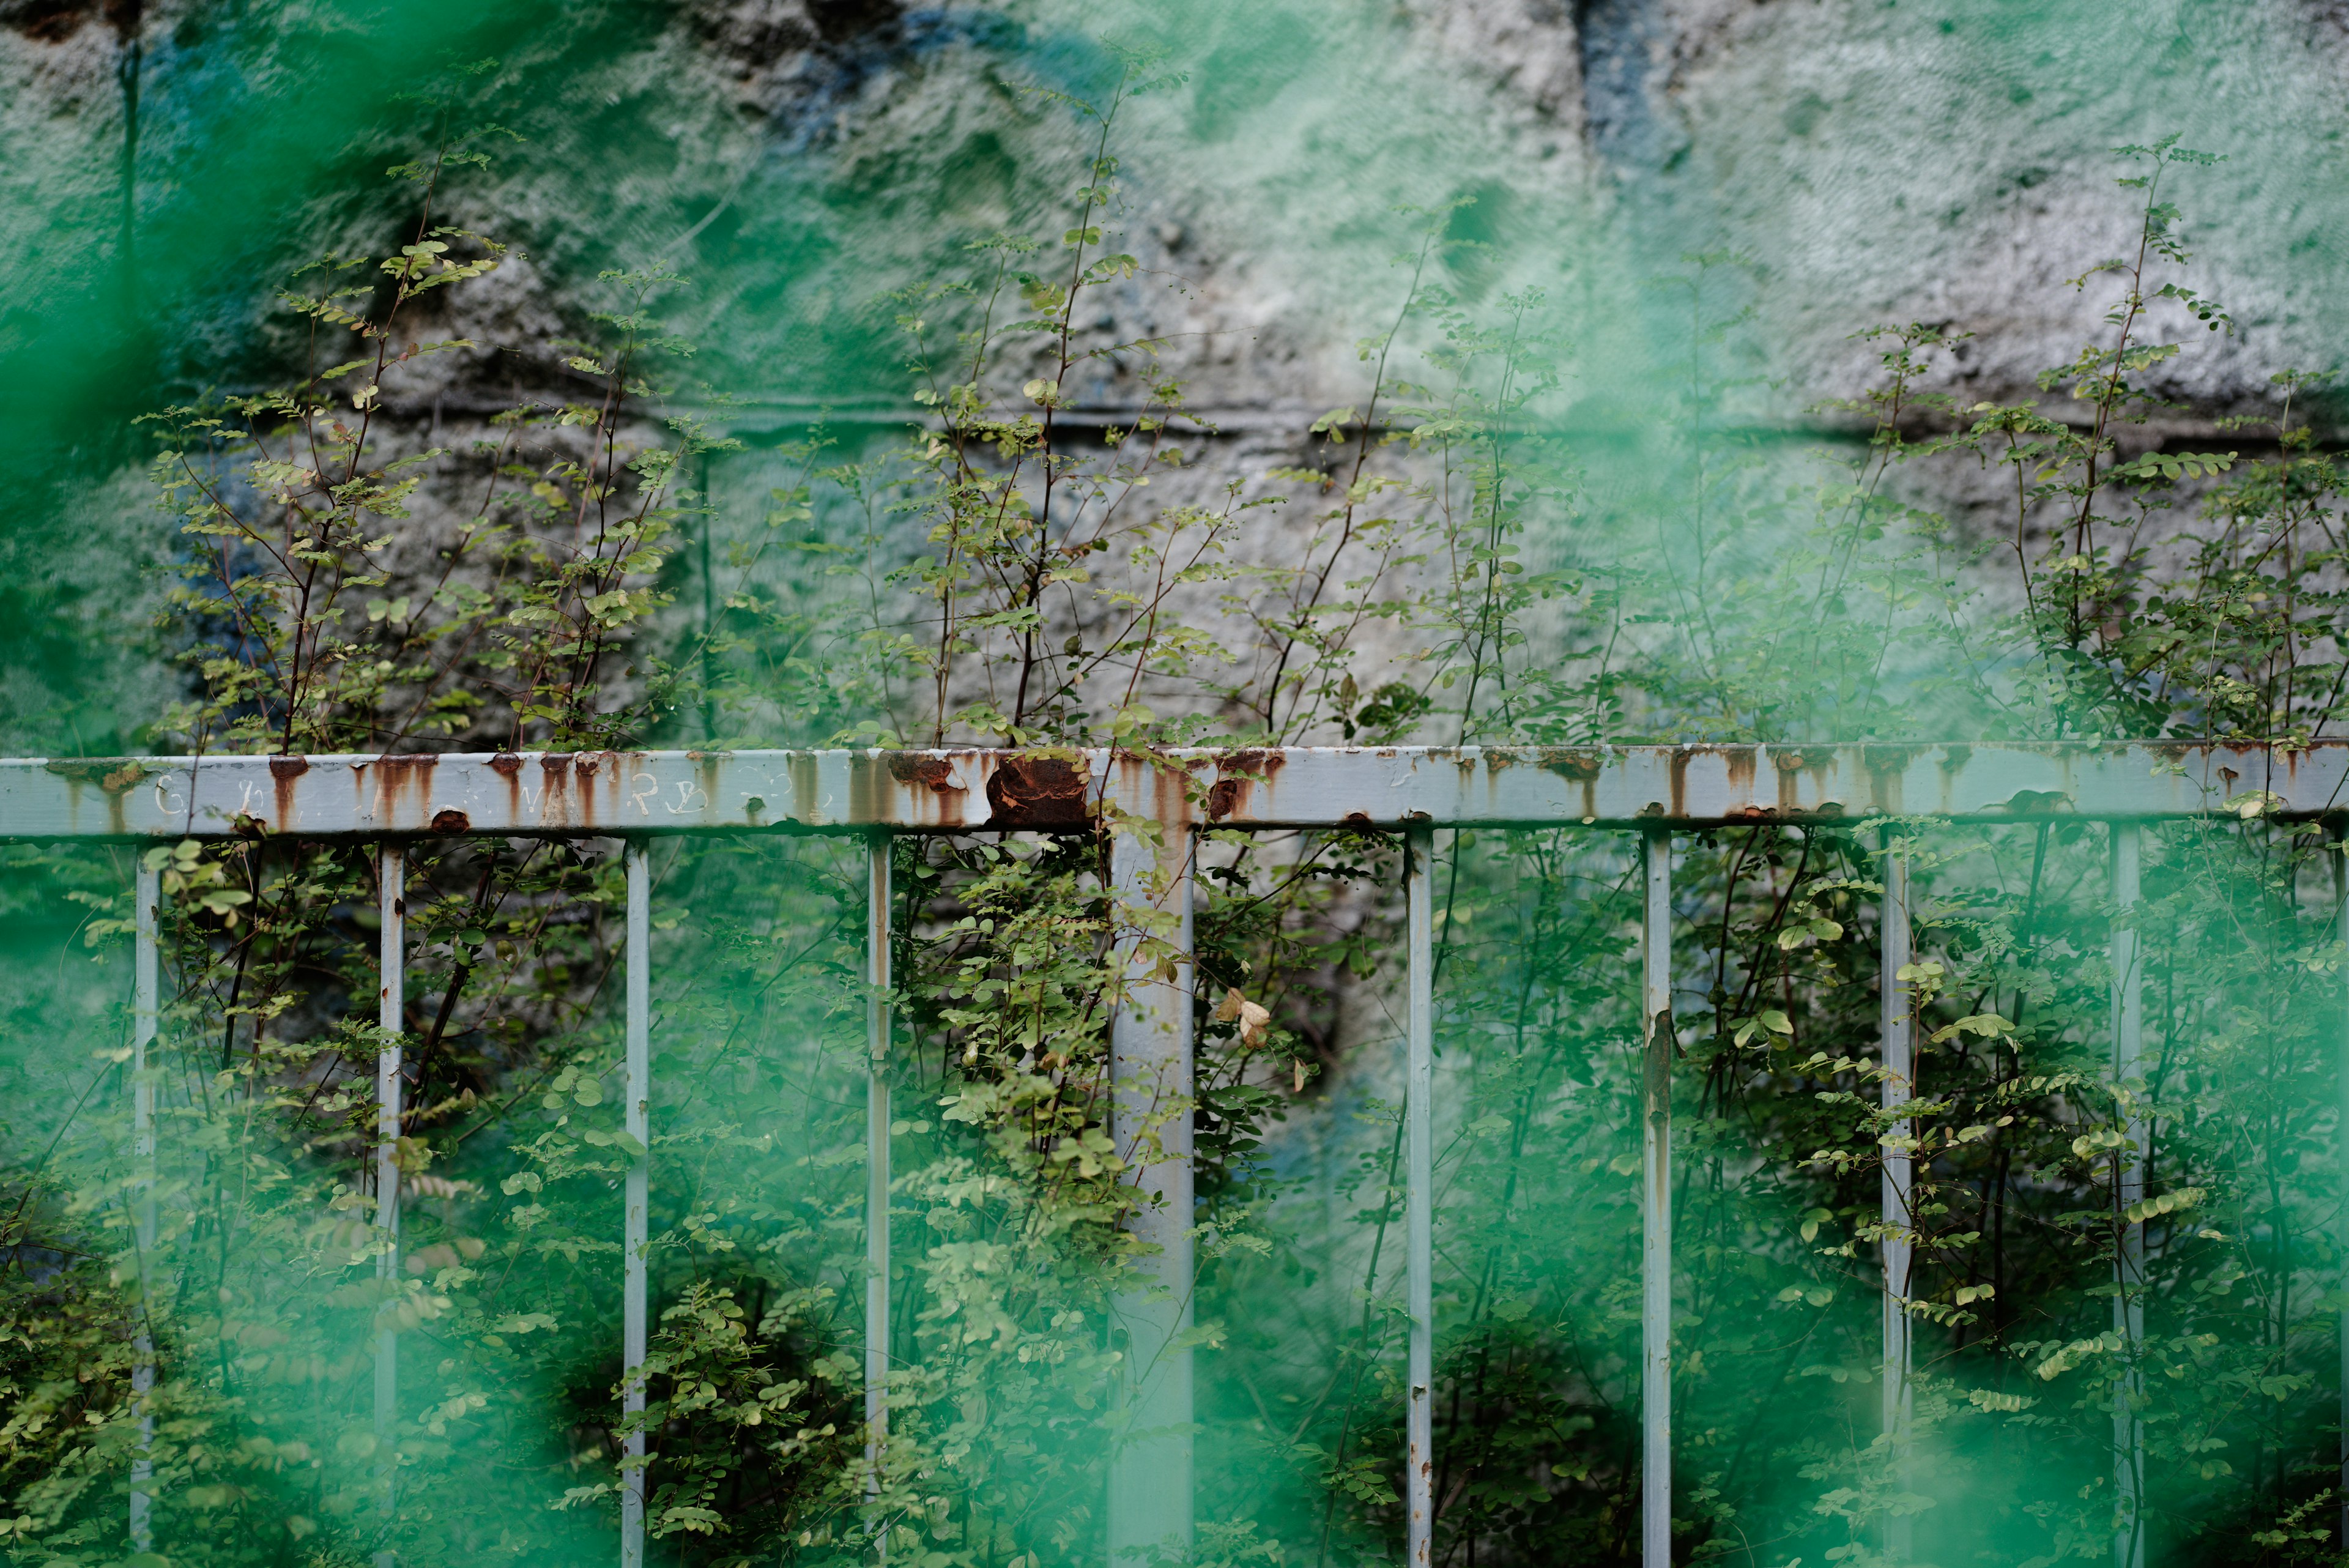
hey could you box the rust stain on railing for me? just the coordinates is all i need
[3,742,2345,840]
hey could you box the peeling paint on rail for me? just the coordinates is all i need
[1,743,2343,839]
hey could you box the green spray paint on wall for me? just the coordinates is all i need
[2,2,2348,1565]
[10,0,2349,747]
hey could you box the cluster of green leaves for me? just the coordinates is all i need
[144,132,719,759]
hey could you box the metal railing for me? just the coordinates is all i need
[7,739,2343,1568]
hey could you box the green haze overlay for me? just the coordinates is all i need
[2,3,2349,1567]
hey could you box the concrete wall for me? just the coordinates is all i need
[5,0,2347,748]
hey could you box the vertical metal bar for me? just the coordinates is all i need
[865,836,891,1501]
[129,856,157,1556]
[1405,823,1435,1568]
[2110,824,2145,1568]
[2336,825,2348,1553]
[1641,826,1672,1568]
[1106,821,1194,1566]
[622,843,650,1568]
[1881,838,1913,1562]
[374,847,404,1568]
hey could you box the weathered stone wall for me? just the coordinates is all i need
[6,0,2348,749]
[12,1,2347,422]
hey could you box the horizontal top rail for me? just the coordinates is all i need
[1,743,2342,840]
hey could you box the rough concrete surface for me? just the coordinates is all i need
[4,0,2346,750]
[12,0,2346,425]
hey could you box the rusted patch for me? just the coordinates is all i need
[45,757,149,792]
[985,754,1093,829]
[574,754,606,827]
[787,753,821,827]
[888,753,961,791]
[744,795,767,825]
[48,757,149,836]
[1771,746,1839,815]
[855,751,971,828]
[267,754,310,834]
[1857,746,1917,813]
[1216,748,1286,784]
[848,753,888,824]
[2000,790,2073,815]
[1132,752,1195,830]
[46,758,150,836]
[430,808,472,834]
[368,754,439,827]
[1662,745,1765,817]
[533,754,573,830]
[483,752,523,825]
[1938,744,1973,773]
[1205,749,1284,821]
[1342,811,1373,828]
[1537,748,1603,782]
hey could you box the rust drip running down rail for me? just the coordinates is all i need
[1,743,2344,839]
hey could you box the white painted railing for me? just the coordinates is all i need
[12,741,2337,1567]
